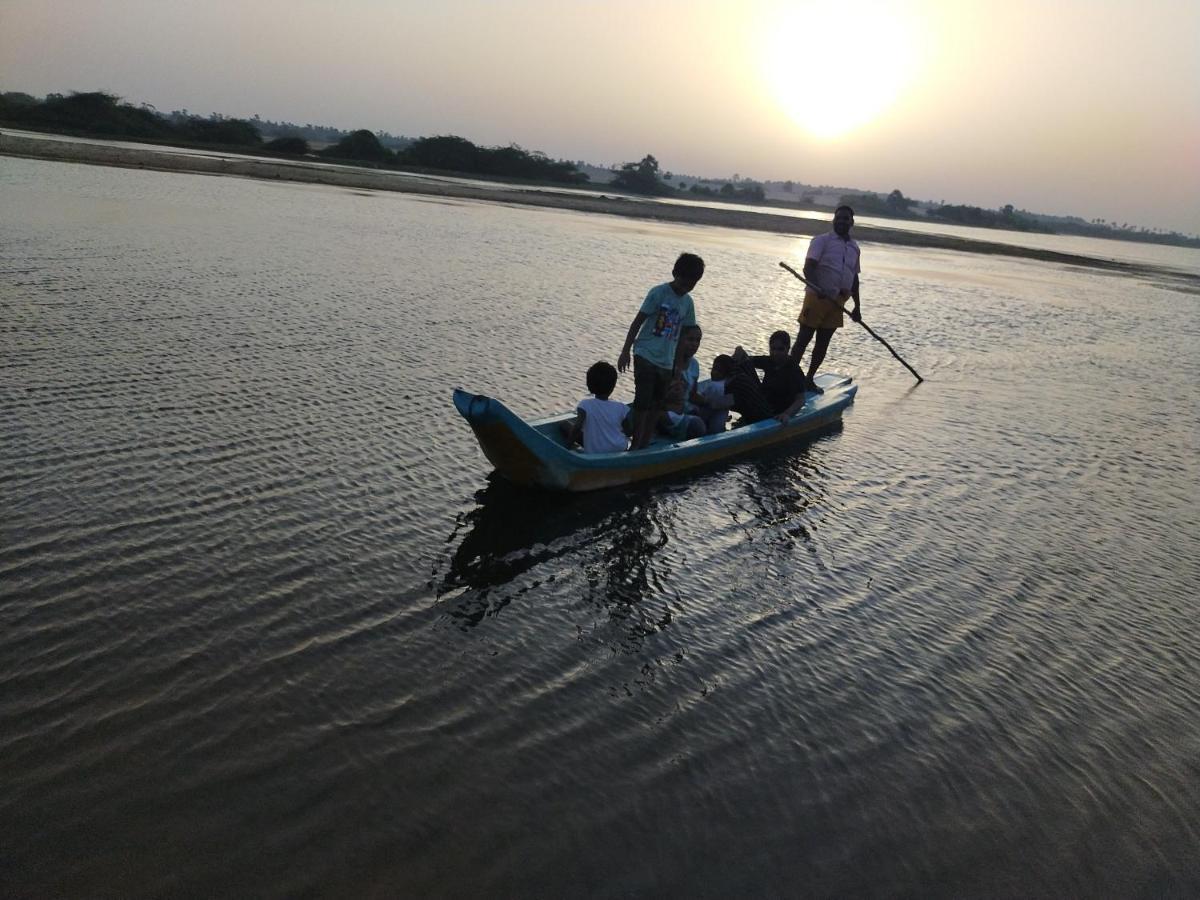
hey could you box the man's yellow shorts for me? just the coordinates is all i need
[798,289,845,330]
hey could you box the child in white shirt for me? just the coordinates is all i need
[660,325,707,441]
[563,361,630,453]
[692,354,738,434]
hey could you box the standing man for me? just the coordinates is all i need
[791,205,862,393]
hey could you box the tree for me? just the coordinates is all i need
[318,129,392,163]
[3,91,174,139]
[263,136,309,156]
[402,135,479,171]
[183,116,261,146]
[0,91,38,106]
[886,189,914,215]
[611,154,669,194]
[397,135,586,183]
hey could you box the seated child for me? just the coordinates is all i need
[561,361,630,453]
[658,325,706,441]
[692,357,736,435]
[708,353,774,426]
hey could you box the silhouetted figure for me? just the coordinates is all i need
[617,253,705,450]
[791,206,862,392]
[562,361,630,454]
[735,330,808,423]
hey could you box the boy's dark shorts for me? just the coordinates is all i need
[631,355,673,411]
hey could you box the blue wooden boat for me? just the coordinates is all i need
[453,372,857,491]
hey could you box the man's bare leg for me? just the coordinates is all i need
[804,328,835,392]
[630,408,658,451]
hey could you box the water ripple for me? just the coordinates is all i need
[2,156,1198,896]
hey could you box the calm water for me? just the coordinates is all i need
[2,155,1199,896]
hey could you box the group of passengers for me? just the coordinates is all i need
[566,206,863,454]
[564,251,825,455]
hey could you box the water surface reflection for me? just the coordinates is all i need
[438,477,675,634]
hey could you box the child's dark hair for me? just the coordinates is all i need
[769,330,791,349]
[673,252,705,281]
[586,361,618,397]
[682,324,702,337]
[711,354,734,378]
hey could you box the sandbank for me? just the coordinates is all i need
[2,129,1191,285]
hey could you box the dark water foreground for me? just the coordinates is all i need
[2,157,1198,896]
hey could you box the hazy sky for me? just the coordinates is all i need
[3,0,1198,233]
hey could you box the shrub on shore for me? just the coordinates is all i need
[611,154,671,195]
[318,129,393,163]
[399,135,587,184]
[181,116,261,146]
[263,136,310,155]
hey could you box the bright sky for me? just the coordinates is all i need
[3,0,1198,233]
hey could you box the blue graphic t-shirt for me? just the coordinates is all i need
[633,282,697,370]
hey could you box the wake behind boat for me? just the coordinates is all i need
[453,372,857,491]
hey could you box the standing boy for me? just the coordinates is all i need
[791,205,862,393]
[617,253,704,450]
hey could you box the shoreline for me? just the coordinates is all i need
[2,129,1193,284]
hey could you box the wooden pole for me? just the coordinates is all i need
[779,261,924,384]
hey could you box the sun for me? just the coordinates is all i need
[760,2,919,140]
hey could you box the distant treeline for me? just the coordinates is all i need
[612,154,767,201]
[237,116,412,150]
[835,188,1199,247]
[3,90,1196,246]
[840,190,1050,232]
[0,91,589,185]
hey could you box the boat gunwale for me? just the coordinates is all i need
[453,373,856,482]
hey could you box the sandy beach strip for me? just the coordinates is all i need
[1,129,1186,283]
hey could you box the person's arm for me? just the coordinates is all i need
[569,408,586,448]
[730,346,760,380]
[617,312,648,373]
[664,373,685,413]
[774,391,807,423]
[772,369,811,422]
[849,273,861,321]
[621,407,634,436]
[802,257,820,285]
[671,341,689,379]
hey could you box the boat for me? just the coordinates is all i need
[453,372,858,491]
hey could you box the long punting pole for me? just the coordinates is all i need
[779,261,924,384]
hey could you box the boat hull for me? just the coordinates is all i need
[453,373,857,491]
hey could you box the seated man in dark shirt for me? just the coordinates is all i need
[733,330,809,423]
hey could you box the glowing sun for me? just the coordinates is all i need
[761,2,919,139]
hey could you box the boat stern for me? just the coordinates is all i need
[453,389,571,489]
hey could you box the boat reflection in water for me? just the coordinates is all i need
[435,475,673,635]
[435,423,841,647]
